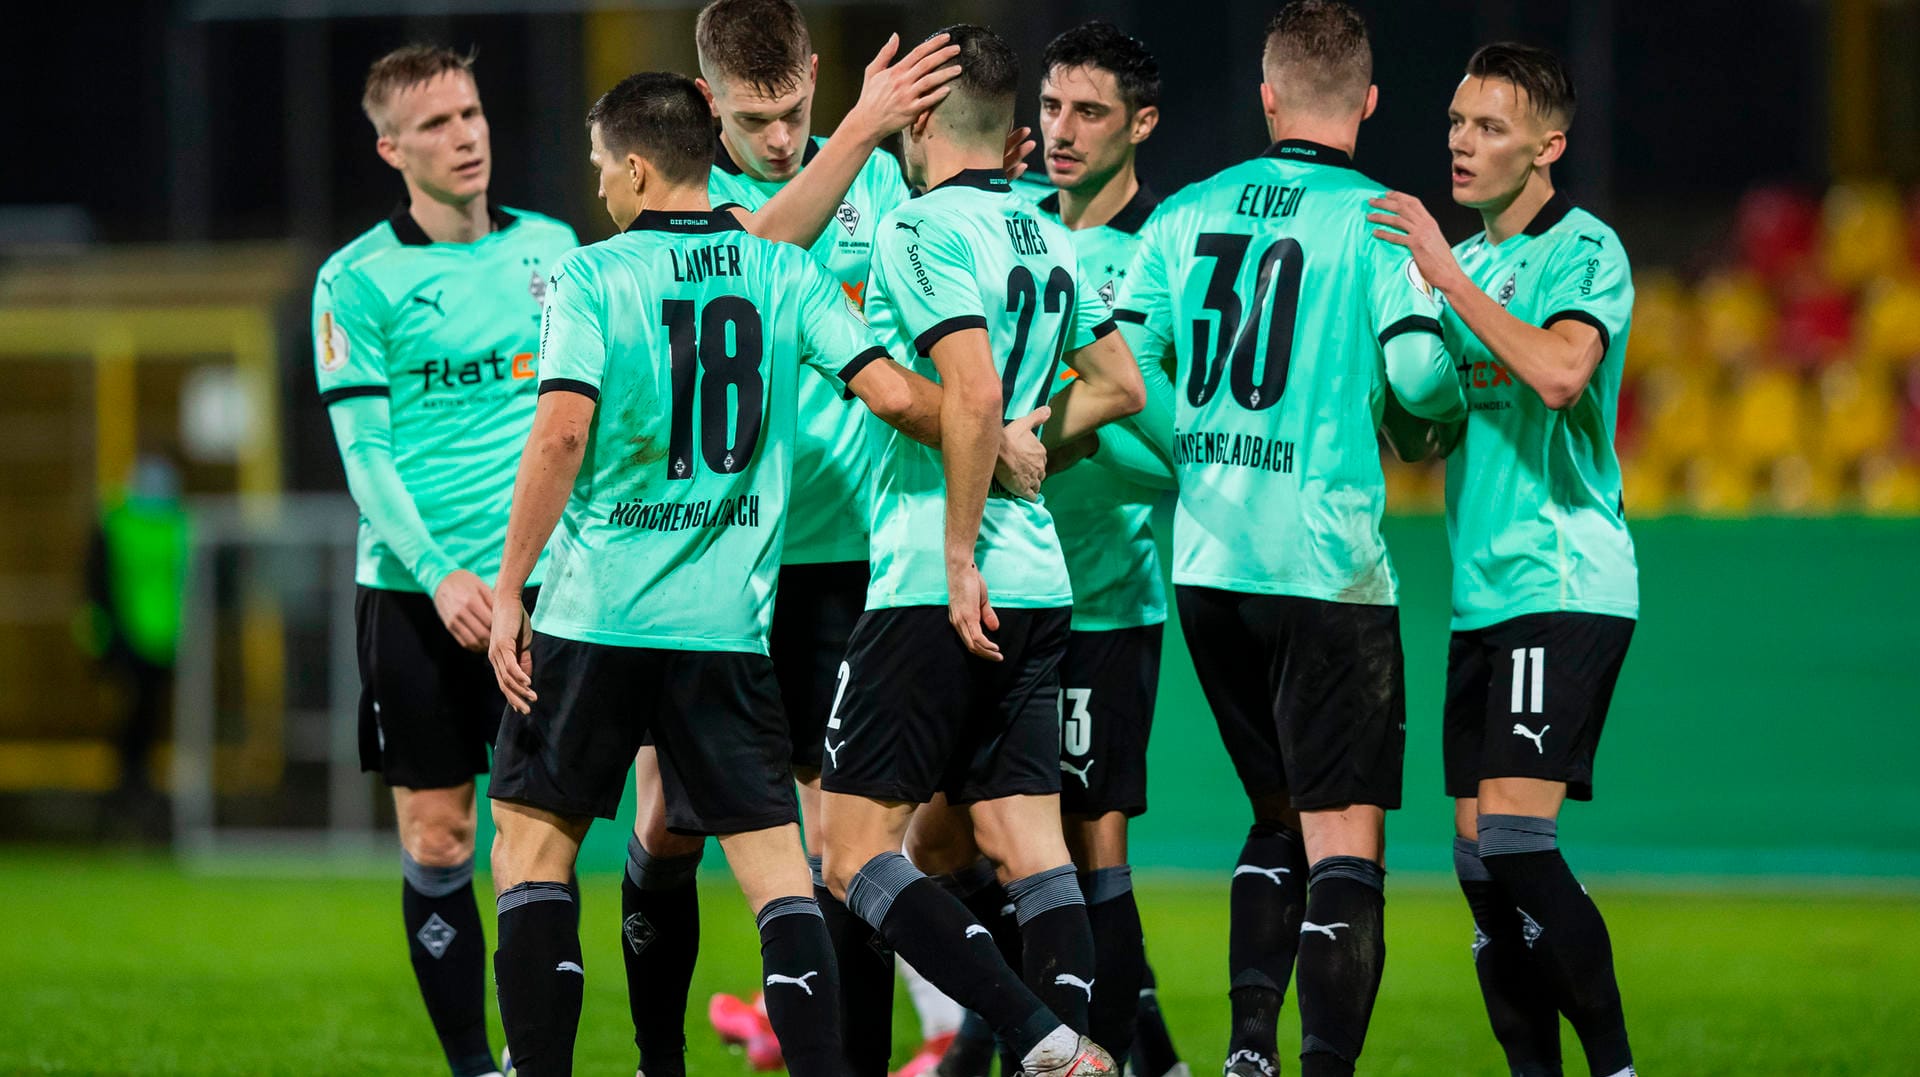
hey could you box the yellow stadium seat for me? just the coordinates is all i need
[1727,366,1809,466]
[1627,271,1693,372]
[1860,453,1920,514]
[1682,456,1757,516]
[1822,182,1910,289]
[1637,368,1720,464]
[1814,361,1897,467]
[1767,455,1844,514]
[1854,274,1920,371]
[1694,271,1775,364]
[1619,456,1673,517]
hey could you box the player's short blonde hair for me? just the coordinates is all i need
[1261,0,1372,116]
[361,44,477,134]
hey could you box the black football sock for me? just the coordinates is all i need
[621,835,701,1077]
[938,858,1029,1074]
[846,852,1061,1061]
[757,895,848,1077]
[401,852,495,1077]
[1006,865,1098,1037]
[936,1010,997,1077]
[1081,866,1146,1061]
[1455,837,1564,1077]
[1227,824,1309,1076]
[1130,960,1184,1077]
[815,854,895,1077]
[1478,815,1633,1077]
[1294,857,1386,1077]
[494,882,583,1077]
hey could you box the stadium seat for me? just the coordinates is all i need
[1822,181,1910,289]
[1727,366,1808,467]
[1627,271,1692,371]
[1854,275,1920,373]
[1774,269,1854,367]
[1814,361,1897,468]
[1682,455,1757,516]
[1695,270,1775,365]
[1860,452,1920,514]
[1733,186,1819,285]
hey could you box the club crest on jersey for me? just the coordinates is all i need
[528,267,547,304]
[1098,279,1117,308]
[836,200,860,237]
[317,312,349,372]
[1496,272,1518,308]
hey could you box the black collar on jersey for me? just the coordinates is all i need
[624,209,747,234]
[1037,182,1161,235]
[712,135,822,177]
[1521,190,1576,236]
[929,168,1012,194]
[386,202,517,246]
[1260,139,1355,169]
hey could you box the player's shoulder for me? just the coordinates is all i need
[851,141,906,187]
[1536,197,1631,274]
[316,218,403,293]
[497,206,581,248]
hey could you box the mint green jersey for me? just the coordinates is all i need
[1440,192,1639,630]
[863,170,1115,610]
[532,210,886,653]
[313,206,578,593]
[1119,141,1457,605]
[1026,183,1170,631]
[708,136,911,565]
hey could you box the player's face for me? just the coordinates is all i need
[1039,65,1152,195]
[1446,76,1560,210]
[589,124,641,230]
[705,58,818,182]
[377,71,490,204]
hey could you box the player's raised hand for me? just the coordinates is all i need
[845,32,962,144]
[433,569,494,653]
[948,561,1003,661]
[488,594,536,714]
[995,405,1051,500]
[1368,192,1465,294]
[1002,125,1037,182]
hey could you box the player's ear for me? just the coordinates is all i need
[694,77,719,118]
[627,152,647,196]
[807,54,819,89]
[1258,81,1278,126]
[1535,128,1567,169]
[1361,84,1379,122]
[1129,105,1160,146]
[910,108,933,140]
[374,133,404,173]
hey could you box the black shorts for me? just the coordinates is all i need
[770,560,869,772]
[1443,612,1635,802]
[820,605,1069,806]
[355,585,537,789]
[489,634,796,835]
[1058,624,1163,818]
[1176,586,1407,812]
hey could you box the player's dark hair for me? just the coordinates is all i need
[588,72,715,187]
[1465,42,1577,127]
[930,24,1020,139]
[1043,21,1161,113]
[695,0,811,99]
[1261,0,1372,114]
[361,44,477,132]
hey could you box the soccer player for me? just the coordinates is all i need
[311,45,577,1077]
[1367,42,1640,1077]
[817,23,1145,1076]
[1115,3,1466,1075]
[481,70,989,1076]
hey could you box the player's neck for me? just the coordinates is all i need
[922,140,1005,192]
[1057,163,1139,231]
[640,186,714,215]
[406,187,493,244]
[1265,120,1358,159]
[1482,171,1556,245]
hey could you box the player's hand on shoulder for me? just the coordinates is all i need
[996,405,1050,500]
[1368,191,1464,293]
[1002,126,1037,182]
[433,569,495,653]
[946,560,1003,662]
[487,592,536,715]
[845,32,962,144]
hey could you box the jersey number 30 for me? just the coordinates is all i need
[661,297,764,479]
[1188,233,1305,411]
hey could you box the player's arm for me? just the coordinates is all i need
[726,34,960,248]
[319,270,491,650]
[488,387,592,714]
[1370,191,1604,411]
[1041,264,1148,447]
[1058,327,1177,487]
[928,328,1007,661]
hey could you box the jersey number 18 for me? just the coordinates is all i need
[661,297,764,479]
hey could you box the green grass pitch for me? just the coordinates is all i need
[2,852,1915,1075]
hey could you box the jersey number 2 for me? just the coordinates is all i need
[1002,265,1076,420]
[661,297,764,479]
[1188,233,1305,411]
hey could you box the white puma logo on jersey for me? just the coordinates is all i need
[765,971,821,996]
[1511,723,1551,754]
[965,924,992,940]
[1300,921,1350,941]
[1058,758,1095,787]
[1053,973,1095,1001]
[555,961,584,975]
[823,738,848,768]
[1232,865,1292,885]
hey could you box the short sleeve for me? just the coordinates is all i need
[1114,214,1175,363]
[1367,231,1445,347]
[873,209,987,356]
[536,253,607,400]
[1540,231,1633,353]
[315,268,392,405]
[795,254,889,394]
[1069,264,1120,351]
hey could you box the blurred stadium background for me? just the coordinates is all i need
[2,1,1917,1074]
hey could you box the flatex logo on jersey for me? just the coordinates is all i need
[408,350,537,406]
[1458,353,1517,412]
